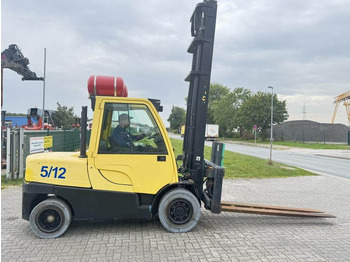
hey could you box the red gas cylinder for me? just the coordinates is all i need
[87,75,128,97]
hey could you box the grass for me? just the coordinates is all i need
[224,138,350,150]
[170,138,315,179]
[1,176,24,189]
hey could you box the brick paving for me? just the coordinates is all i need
[2,175,350,261]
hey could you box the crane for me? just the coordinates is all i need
[331,90,350,125]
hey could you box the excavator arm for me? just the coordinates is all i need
[1,44,43,81]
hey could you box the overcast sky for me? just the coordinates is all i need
[2,0,350,126]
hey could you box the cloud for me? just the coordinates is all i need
[279,94,348,124]
[2,0,350,126]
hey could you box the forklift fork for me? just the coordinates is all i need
[220,201,335,218]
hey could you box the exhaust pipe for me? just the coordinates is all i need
[79,106,87,158]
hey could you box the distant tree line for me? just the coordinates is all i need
[5,112,27,116]
[167,83,288,139]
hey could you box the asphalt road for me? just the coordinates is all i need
[220,142,350,179]
[169,134,350,179]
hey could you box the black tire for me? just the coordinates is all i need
[29,198,72,239]
[158,188,201,233]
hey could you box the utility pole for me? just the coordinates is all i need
[268,86,274,164]
[1,67,3,107]
[42,48,46,130]
[254,125,257,145]
[302,103,306,120]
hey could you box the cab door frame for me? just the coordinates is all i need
[87,96,178,194]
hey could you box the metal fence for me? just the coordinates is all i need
[5,128,24,179]
[5,128,91,179]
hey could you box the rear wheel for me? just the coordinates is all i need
[29,198,72,239]
[158,188,201,233]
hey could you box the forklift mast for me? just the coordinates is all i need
[182,1,219,194]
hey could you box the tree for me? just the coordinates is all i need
[212,87,252,136]
[52,102,77,130]
[167,106,186,130]
[236,92,288,139]
[207,83,230,124]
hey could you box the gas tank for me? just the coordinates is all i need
[87,75,128,97]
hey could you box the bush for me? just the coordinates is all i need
[241,130,254,140]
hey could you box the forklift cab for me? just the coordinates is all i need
[88,97,178,195]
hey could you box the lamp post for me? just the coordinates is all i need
[268,86,274,164]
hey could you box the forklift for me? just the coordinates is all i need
[22,0,334,239]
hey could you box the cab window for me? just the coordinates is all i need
[98,103,167,154]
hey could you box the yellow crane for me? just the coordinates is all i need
[332,90,350,125]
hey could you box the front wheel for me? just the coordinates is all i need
[158,188,201,233]
[29,198,72,239]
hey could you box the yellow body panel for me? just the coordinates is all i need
[92,154,177,194]
[25,152,91,188]
[86,167,134,193]
[25,96,178,195]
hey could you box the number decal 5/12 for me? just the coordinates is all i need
[40,166,67,179]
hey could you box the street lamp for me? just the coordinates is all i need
[268,86,274,164]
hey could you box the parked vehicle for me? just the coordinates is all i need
[205,124,219,140]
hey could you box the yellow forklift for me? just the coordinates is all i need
[22,0,334,239]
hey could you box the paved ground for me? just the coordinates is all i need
[2,175,350,261]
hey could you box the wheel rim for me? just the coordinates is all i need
[36,207,63,233]
[168,199,193,225]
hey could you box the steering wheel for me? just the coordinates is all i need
[150,133,163,144]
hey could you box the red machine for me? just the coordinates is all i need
[22,108,56,130]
